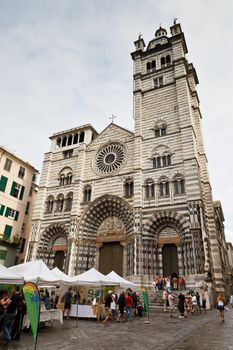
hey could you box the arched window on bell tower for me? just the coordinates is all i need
[145,179,155,199]
[173,174,185,195]
[83,185,92,202]
[153,119,167,138]
[124,178,134,197]
[56,194,64,212]
[65,192,73,211]
[158,176,170,197]
[161,56,166,66]
[46,195,54,214]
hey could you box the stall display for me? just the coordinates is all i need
[60,285,105,318]
[23,309,63,328]
[58,267,119,319]
[64,304,96,318]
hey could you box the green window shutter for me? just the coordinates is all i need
[10,181,16,196]
[3,225,12,240]
[19,185,25,200]
[0,175,8,192]
[0,250,7,260]
[5,207,10,218]
[0,205,5,216]
[14,210,19,221]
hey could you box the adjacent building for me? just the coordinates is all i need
[0,146,38,266]
[27,22,232,303]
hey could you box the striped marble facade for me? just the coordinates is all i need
[27,22,228,297]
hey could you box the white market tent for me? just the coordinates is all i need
[9,260,61,285]
[107,271,137,289]
[76,267,119,286]
[0,264,24,285]
[52,267,79,285]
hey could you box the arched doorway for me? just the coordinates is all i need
[143,212,189,277]
[77,195,134,275]
[162,244,179,277]
[52,236,67,271]
[36,224,68,270]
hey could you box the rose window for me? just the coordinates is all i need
[94,143,126,174]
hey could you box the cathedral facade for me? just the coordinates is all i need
[27,22,228,297]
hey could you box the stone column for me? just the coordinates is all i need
[177,244,183,276]
[30,242,38,261]
[191,231,198,274]
[67,238,77,276]
[95,243,103,270]
[183,242,187,275]
[158,245,163,276]
[122,242,127,276]
[134,237,137,275]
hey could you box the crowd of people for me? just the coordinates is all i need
[0,282,232,346]
[176,290,206,318]
[156,275,233,323]
[153,275,186,291]
[0,286,26,346]
[91,289,144,327]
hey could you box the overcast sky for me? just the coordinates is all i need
[0,0,232,242]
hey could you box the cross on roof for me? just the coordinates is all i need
[109,114,117,123]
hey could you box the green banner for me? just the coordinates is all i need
[23,282,40,343]
[141,287,149,313]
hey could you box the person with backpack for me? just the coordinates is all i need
[0,286,22,346]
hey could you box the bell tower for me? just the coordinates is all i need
[131,22,189,140]
[131,22,225,295]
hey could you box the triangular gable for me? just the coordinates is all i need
[88,123,134,150]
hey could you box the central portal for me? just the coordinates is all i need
[99,242,123,276]
[162,244,179,277]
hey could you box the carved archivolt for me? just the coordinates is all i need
[143,210,190,241]
[38,223,69,251]
[78,194,134,239]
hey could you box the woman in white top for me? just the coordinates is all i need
[191,294,197,315]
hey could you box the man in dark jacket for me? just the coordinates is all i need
[117,291,126,322]
[178,292,185,319]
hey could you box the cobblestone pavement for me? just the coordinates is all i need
[3,307,233,350]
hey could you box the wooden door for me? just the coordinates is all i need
[53,251,65,271]
[99,242,123,276]
[162,244,178,277]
